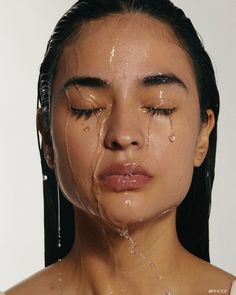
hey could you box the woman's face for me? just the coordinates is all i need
[49,14,208,227]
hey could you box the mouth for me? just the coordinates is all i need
[98,162,153,192]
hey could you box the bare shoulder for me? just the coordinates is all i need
[199,258,235,280]
[188,254,236,294]
[5,262,59,295]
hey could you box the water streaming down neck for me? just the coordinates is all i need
[114,224,175,295]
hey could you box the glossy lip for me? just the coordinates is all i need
[98,162,153,192]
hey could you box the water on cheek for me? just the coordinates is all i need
[155,88,188,209]
[168,116,176,143]
[91,102,112,220]
[83,126,90,133]
[62,89,95,214]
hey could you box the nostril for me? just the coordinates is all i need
[110,140,139,150]
[132,141,138,146]
[111,141,122,150]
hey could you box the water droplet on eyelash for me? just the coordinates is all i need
[84,126,90,132]
[169,131,176,143]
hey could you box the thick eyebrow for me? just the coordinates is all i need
[63,76,110,90]
[63,73,187,91]
[141,73,188,90]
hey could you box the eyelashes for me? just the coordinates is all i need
[144,106,177,117]
[71,107,104,119]
[70,106,177,120]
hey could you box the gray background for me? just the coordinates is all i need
[0,0,235,290]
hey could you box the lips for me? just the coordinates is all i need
[98,163,153,192]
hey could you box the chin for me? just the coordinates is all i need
[95,197,172,229]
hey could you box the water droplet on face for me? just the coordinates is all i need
[84,126,90,132]
[159,206,177,217]
[159,90,164,100]
[106,284,114,295]
[146,114,152,151]
[124,199,132,206]
[168,115,176,143]
[109,46,115,64]
[129,247,136,255]
[89,94,96,100]
[168,132,176,143]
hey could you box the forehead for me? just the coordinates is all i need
[78,13,177,43]
[56,13,196,90]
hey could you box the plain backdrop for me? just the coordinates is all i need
[0,0,235,290]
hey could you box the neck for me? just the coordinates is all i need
[65,208,188,294]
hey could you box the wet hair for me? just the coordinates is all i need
[37,0,219,266]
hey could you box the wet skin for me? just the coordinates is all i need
[50,14,213,227]
[35,13,233,295]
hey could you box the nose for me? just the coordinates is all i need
[104,107,145,151]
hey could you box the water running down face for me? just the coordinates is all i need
[49,14,214,228]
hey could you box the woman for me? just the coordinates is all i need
[3,0,235,294]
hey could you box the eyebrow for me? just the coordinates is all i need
[64,76,110,90]
[63,73,187,91]
[141,73,187,90]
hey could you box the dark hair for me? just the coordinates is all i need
[37,0,220,266]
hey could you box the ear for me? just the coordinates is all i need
[194,109,215,167]
[36,108,55,169]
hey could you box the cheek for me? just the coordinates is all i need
[51,108,101,212]
[51,98,200,226]
[150,112,199,200]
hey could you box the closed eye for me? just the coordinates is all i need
[143,106,177,116]
[70,106,176,120]
[70,107,104,119]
